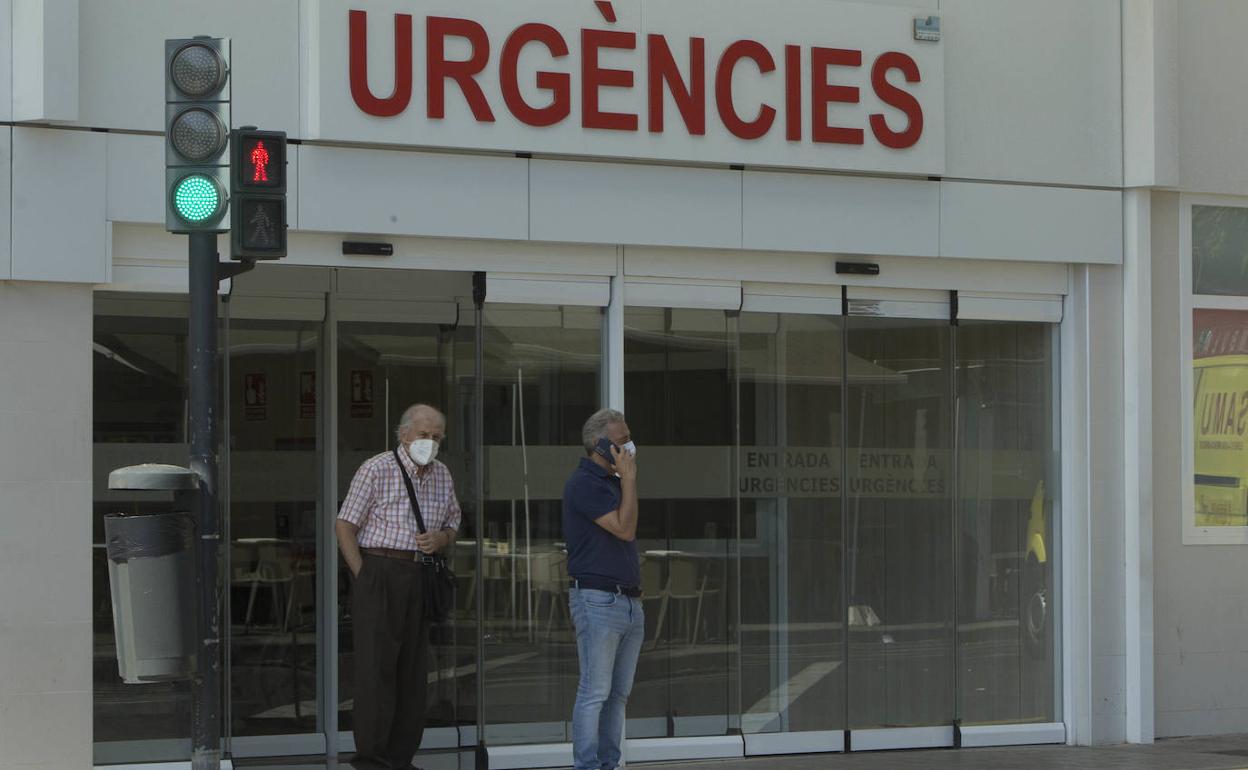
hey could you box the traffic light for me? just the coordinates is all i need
[230,129,287,259]
[165,37,230,233]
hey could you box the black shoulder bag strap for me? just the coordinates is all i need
[392,448,455,624]
[392,447,429,537]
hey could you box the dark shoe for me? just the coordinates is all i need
[349,754,391,769]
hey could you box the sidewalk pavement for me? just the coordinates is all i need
[237,734,1248,770]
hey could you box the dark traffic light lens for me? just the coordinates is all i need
[170,43,227,97]
[170,107,227,161]
[238,198,284,251]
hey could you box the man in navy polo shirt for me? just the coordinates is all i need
[563,408,641,770]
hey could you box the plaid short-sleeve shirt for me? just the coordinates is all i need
[337,448,462,552]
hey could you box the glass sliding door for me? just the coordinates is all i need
[92,297,195,764]
[225,318,322,743]
[624,307,737,740]
[335,314,477,746]
[737,311,845,753]
[478,303,604,745]
[844,315,956,741]
[954,321,1059,725]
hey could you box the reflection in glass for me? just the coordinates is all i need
[955,321,1059,724]
[845,317,954,729]
[336,319,475,737]
[93,308,193,760]
[226,320,320,737]
[1193,205,1248,297]
[479,304,602,744]
[624,307,736,739]
[737,313,845,734]
[1192,309,1248,528]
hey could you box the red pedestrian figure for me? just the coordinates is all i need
[250,140,270,182]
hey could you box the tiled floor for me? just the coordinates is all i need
[234,734,1248,770]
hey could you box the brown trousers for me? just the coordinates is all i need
[352,553,431,769]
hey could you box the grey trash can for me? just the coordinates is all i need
[104,464,199,684]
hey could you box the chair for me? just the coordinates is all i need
[529,550,568,637]
[283,549,317,631]
[237,542,295,631]
[665,558,713,646]
[640,556,669,649]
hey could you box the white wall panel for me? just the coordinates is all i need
[1149,192,1248,738]
[1088,262,1127,744]
[298,145,527,240]
[111,224,619,278]
[0,0,13,121]
[106,133,163,225]
[625,277,740,309]
[941,181,1122,264]
[943,0,1122,186]
[78,0,300,133]
[1123,0,1179,188]
[627,246,1070,295]
[1,128,11,279]
[486,273,610,307]
[1178,1,1248,195]
[0,282,93,770]
[287,143,301,230]
[335,267,469,300]
[12,128,108,283]
[11,0,78,121]
[957,292,1064,323]
[742,171,938,257]
[531,160,741,249]
[742,282,841,315]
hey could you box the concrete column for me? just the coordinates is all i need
[0,280,94,768]
[1123,190,1156,744]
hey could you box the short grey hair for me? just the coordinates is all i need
[582,408,625,453]
[396,403,446,442]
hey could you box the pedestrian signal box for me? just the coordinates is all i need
[230,128,287,259]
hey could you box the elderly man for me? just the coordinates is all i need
[563,408,641,770]
[336,404,461,770]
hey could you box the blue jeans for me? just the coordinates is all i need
[569,587,645,770]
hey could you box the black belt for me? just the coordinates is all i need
[362,548,438,565]
[570,577,641,598]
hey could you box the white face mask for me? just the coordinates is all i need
[408,438,439,466]
[620,440,637,456]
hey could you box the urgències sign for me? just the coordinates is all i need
[309,0,945,174]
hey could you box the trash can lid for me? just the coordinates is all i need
[108,464,199,491]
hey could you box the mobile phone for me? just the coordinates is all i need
[593,437,615,459]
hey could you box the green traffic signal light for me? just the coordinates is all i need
[172,174,225,224]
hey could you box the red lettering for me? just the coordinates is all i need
[784,44,801,141]
[870,51,923,149]
[427,16,495,122]
[647,35,705,135]
[716,40,776,140]
[811,47,862,144]
[349,10,413,118]
[582,29,638,131]
[501,24,571,127]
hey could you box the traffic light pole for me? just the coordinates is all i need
[188,230,222,770]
